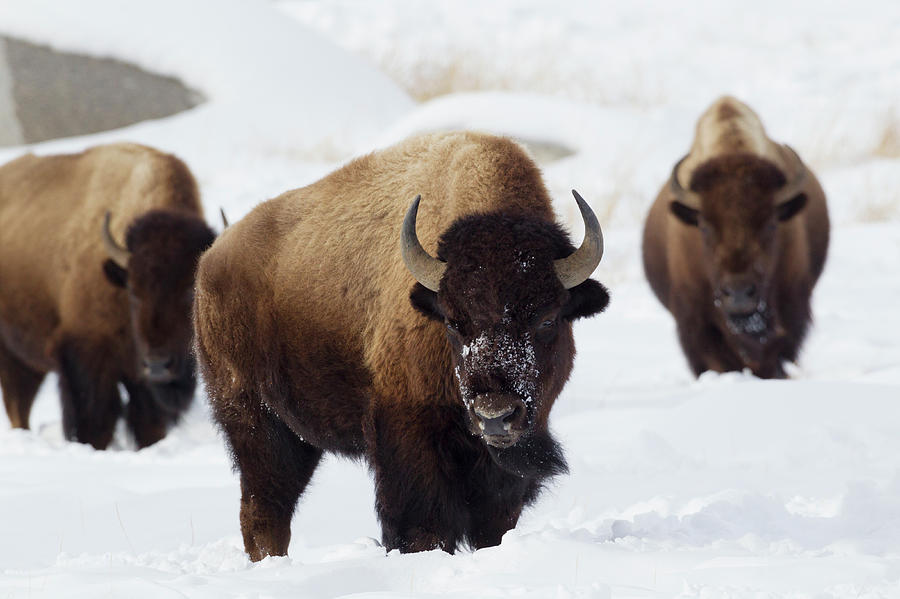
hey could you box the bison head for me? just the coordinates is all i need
[102,210,215,395]
[402,192,609,477]
[668,151,808,338]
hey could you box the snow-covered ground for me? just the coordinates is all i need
[1,1,899,597]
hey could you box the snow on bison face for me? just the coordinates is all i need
[404,192,609,476]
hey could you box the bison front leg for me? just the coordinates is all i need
[676,315,744,376]
[0,341,46,429]
[466,487,533,550]
[122,380,170,448]
[752,358,787,379]
[214,391,322,561]
[55,337,122,449]
[367,403,472,553]
[122,375,195,448]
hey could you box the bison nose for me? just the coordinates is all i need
[472,395,528,447]
[720,280,759,314]
[475,405,519,436]
[142,355,175,382]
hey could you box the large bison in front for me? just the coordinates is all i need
[642,96,830,378]
[193,131,609,558]
[0,143,215,448]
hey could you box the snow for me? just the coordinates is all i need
[460,331,538,407]
[1,0,900,597]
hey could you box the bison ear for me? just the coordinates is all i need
[777,193,807,222]
[102,259,128,288]
[409,283,444,322]
[669,201,700,226]
[562,278,609,321]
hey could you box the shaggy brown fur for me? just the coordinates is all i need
[0,143,215,448]
[642,97,830,378]
[194,131,609,559]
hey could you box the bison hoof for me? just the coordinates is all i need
[389,528,448,554]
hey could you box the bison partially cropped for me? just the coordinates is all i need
[0,143,215,448]
[643,96,829,378]
[194,131,609,558]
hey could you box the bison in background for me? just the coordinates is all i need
[0,143,215,448]
[194,131,609,559]
[643,96,830,378]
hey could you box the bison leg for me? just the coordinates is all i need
[761,287,812,379]
[55,338,122,449]
[466,486,533,550]
[122,379,171,448]
[0,342,45,429]
[753,359,787,379]
[676,318,744,376]
[122,375,195,448]
[468,508,521,550]
[370,404,539,553]
[216,392,322,561]
[368,403,474,553]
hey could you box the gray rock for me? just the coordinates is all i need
[0,35,202,147]
[0,38,24,146]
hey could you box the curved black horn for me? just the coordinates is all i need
[102,212,131,268]
[554,190,604,289]
[401,195,446,292]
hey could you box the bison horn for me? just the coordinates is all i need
[401,195,446,292]
[554,190,604,289]
[102,212,131,269]
[669,155,702,208]
[220,207,229,229]
[774,145,808,204]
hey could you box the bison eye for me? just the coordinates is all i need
[534,317,559,341]
[446,321,462,335]
[534,316,559,337]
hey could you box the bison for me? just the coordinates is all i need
[642,96,829,378]
[0,143,215,448]
[194,131,609,559]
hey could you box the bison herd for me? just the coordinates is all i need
[0,96,829,558]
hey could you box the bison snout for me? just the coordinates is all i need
[718,278,760,315]
[472,394,527,447]
[142,355,175,383]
